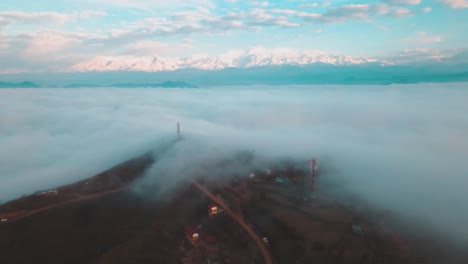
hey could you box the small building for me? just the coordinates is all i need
[248,172,263,182]
[185,225,200,244]
[275,177,290,183]
[208,205,218,217]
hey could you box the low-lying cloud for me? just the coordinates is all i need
[1,84,468,247]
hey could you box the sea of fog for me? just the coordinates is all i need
[1,83,467,245]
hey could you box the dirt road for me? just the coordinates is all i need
[192,180,274,264]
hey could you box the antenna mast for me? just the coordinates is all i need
[309,159,318,193]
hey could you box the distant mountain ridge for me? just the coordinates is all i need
[112,81,197,88]
[0,81,197,88]
[73,50,377,72]
[0,81,40,88]
[1,64,467,86]
[70,48,468,73]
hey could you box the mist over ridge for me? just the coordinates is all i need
[0,83,467,247]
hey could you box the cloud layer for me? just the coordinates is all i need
[1,84,468,247]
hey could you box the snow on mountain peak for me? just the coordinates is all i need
[72,49,376,72]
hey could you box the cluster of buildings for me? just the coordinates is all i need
[183,205,226,263]
[181,159,319,263]
[247,159,319,200]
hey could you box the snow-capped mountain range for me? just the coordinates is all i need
[72,48,378,72]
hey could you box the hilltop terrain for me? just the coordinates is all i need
[1,141,467,264]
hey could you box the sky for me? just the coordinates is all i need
[0,0,467,73]
[1,84,468,248]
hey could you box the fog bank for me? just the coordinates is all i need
[0,83,467,245]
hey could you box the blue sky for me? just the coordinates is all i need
[0,0,467,73]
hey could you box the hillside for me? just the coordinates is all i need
[1,144,466,263]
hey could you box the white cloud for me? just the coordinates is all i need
[111,8,306,39]
[0,31,106,72]
[423,7,432,13]
[78,10,108,19]
[0,12,70,28]
[439,0,468,8]
[295,3,429,22]
[269,9,299,16]
[23,32,82,57]
[382,0,422,5]
[0,18,9,31]
[392,7,412,17]
[1,85,468,249]
[124,40,191,56]
[414,31,443,44]
[0,10,109,30]
[299,3,319,9]
[110,4,422,40]
[171,8,212,22]
[382,48,454,64]
[300,4,392,22]
[84,0,216,10]
[386,6,431,17]
[252,1,270,7]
